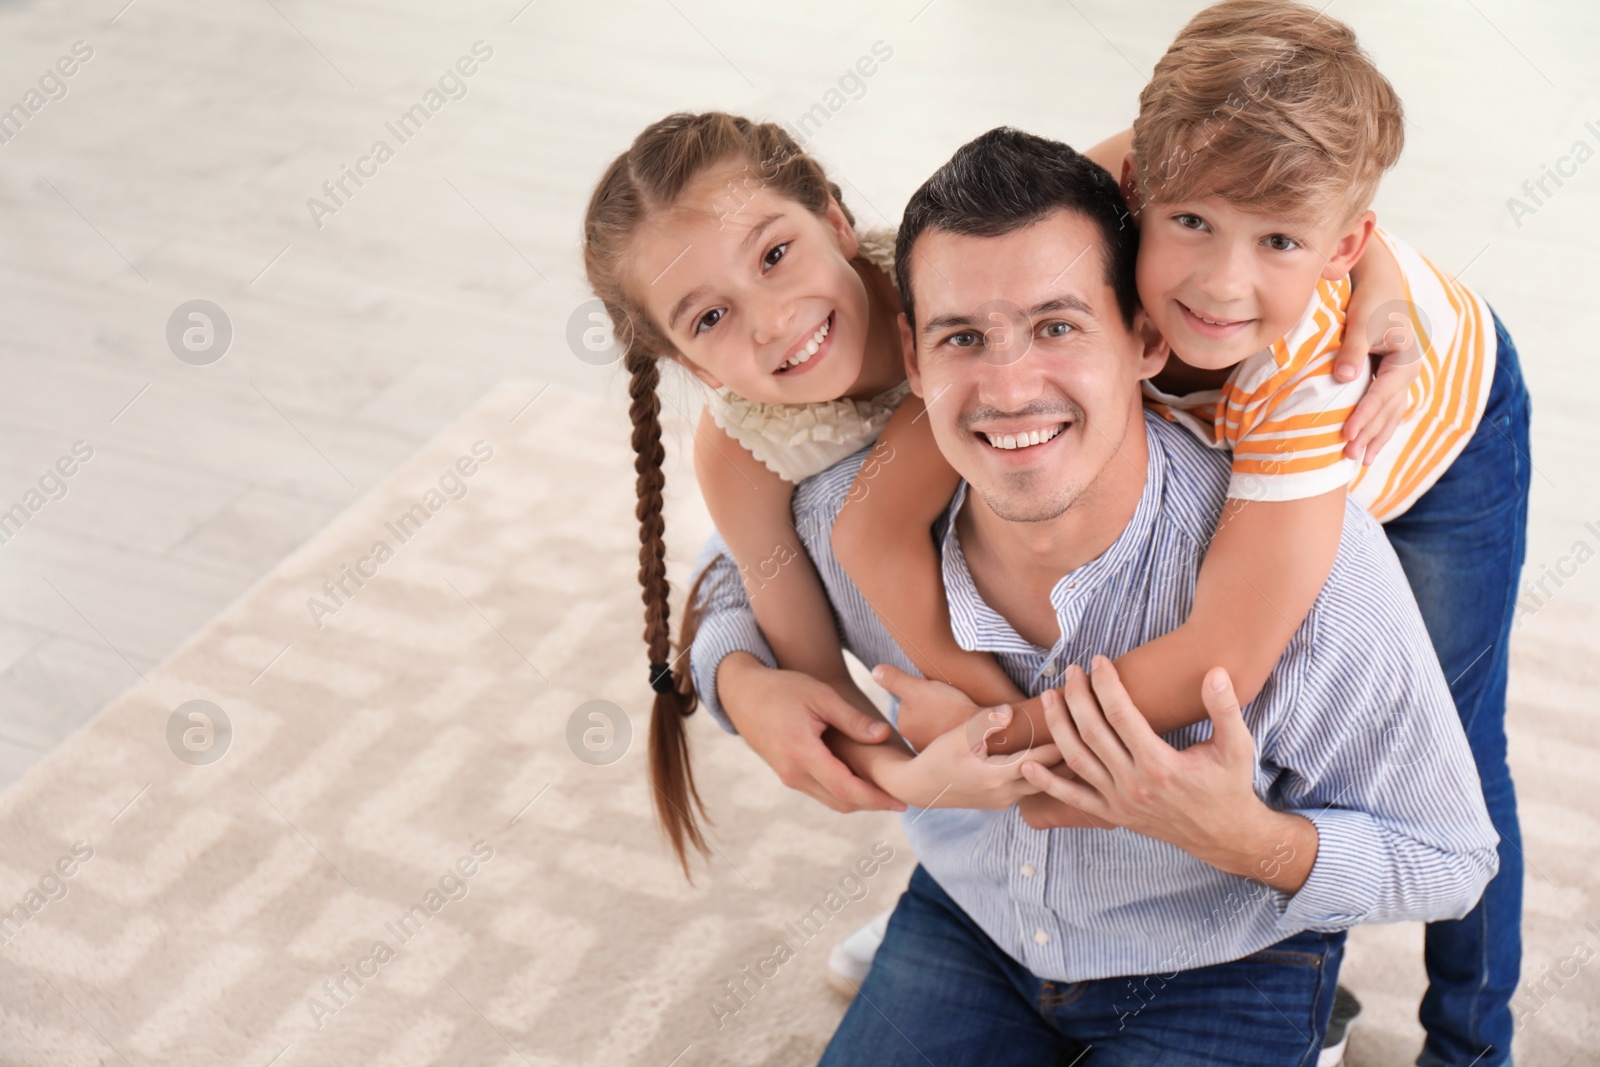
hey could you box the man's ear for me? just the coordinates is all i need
[899,312,923,398]
[823,196,859,261]
[668,351,724,391]
[1322,209,1375,281]
[1132,308,1169,382]
[1120,152,1145,223]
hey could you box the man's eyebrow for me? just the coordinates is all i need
[667,285,709,334]
[919,292,1100,336]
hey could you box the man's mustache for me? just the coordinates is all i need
[957,399,1084,434]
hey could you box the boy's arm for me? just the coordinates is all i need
[831,397,1026,717]
[1339,232,1423,463]
[1108,488,1347,728]
[694,409,868,709]
[973,488,1346,760]
[1083,127,1134,176]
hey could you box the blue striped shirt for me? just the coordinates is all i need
[690,411,1498,983]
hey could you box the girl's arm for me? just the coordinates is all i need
[694,409,876,717]
[831,398,1027,724]
[824,705,1061,812]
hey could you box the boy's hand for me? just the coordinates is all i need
[886,706,1060,811]
[1339,239,1422,466]
[871,663,986,751]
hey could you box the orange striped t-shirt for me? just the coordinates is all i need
[1142,228,1497,523]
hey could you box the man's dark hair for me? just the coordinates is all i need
[895,127,1139,331]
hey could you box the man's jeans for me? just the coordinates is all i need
[1385,309,1531,1067]
[819,864,1346,1066]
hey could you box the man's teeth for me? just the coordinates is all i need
[778,317,830,371]
[982,424,1066,450]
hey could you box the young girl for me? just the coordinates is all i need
[581,110,1412,876]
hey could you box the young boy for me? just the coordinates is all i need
[834,4,1530,1065]
[1129,9,1529,1059]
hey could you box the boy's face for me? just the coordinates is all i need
[628,163,872,405]
[901,209,1166,524]
[1136,192,1373,370]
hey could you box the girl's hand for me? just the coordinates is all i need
[871,663,982,751]
[1338,237,1421,465]
[885,706,1060,811]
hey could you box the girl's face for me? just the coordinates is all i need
[628,162,872,405]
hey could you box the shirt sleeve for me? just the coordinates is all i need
[1221,283,1370,504]
[1263,512,1500,931]
[687,534,774,736]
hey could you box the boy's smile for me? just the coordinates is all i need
[1136,193,1372,371]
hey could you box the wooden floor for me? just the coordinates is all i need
[0,0,1595,1061]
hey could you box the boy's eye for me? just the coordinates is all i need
[694,307,725,336]
[1038,320,1074,339]
[762,241,790,270]
[1174,213,1207,231]
[1263,234,1299,252]
[946,330,981,348]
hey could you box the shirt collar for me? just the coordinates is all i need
[939,412,1171,655]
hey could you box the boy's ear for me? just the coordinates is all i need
[1322,209,1376,281]
[823,196,859,260]
[1132,308,1170,381]
[1119,152,1144,221]
[899,312,923,397]
[668,351,723,391]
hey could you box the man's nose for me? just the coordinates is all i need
[978,344,1050,411]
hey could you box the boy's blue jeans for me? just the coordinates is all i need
[819,864,1347,1066]
[1384,309,1530,1067]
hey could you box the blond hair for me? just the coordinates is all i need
[582,112,855,880]
[1132,0,1404,223]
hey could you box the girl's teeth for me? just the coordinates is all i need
[779,317,831,371]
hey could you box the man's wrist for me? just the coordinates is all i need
[715,651,767,729]
[1212,805,1318,893]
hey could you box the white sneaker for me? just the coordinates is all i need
[826,909,893,995]
[1317,985,1362,1066]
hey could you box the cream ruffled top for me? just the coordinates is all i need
[704,229,908,484]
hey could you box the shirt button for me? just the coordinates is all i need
[1034,929,1050,945]
[1020,863,1036,877]
[1040,663,1057,678]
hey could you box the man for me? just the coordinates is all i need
[689,128,1497,1064]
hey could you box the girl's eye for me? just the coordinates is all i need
[1039,320,1074,339]
[762,242,790,270]
[694,307,725,336]
[1175,213,1207,231]
[1263,234,1299,252]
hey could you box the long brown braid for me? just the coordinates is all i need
[582,112,855,879]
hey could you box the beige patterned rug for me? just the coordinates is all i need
[0,381,1591,1066]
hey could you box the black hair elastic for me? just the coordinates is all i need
[649,662,675,695]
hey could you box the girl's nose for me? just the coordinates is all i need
[751,299,795,346]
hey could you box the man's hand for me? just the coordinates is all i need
[718,652,906,814]
[1019,658,1316,891]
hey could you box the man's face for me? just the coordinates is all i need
[902,209,1166,523]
